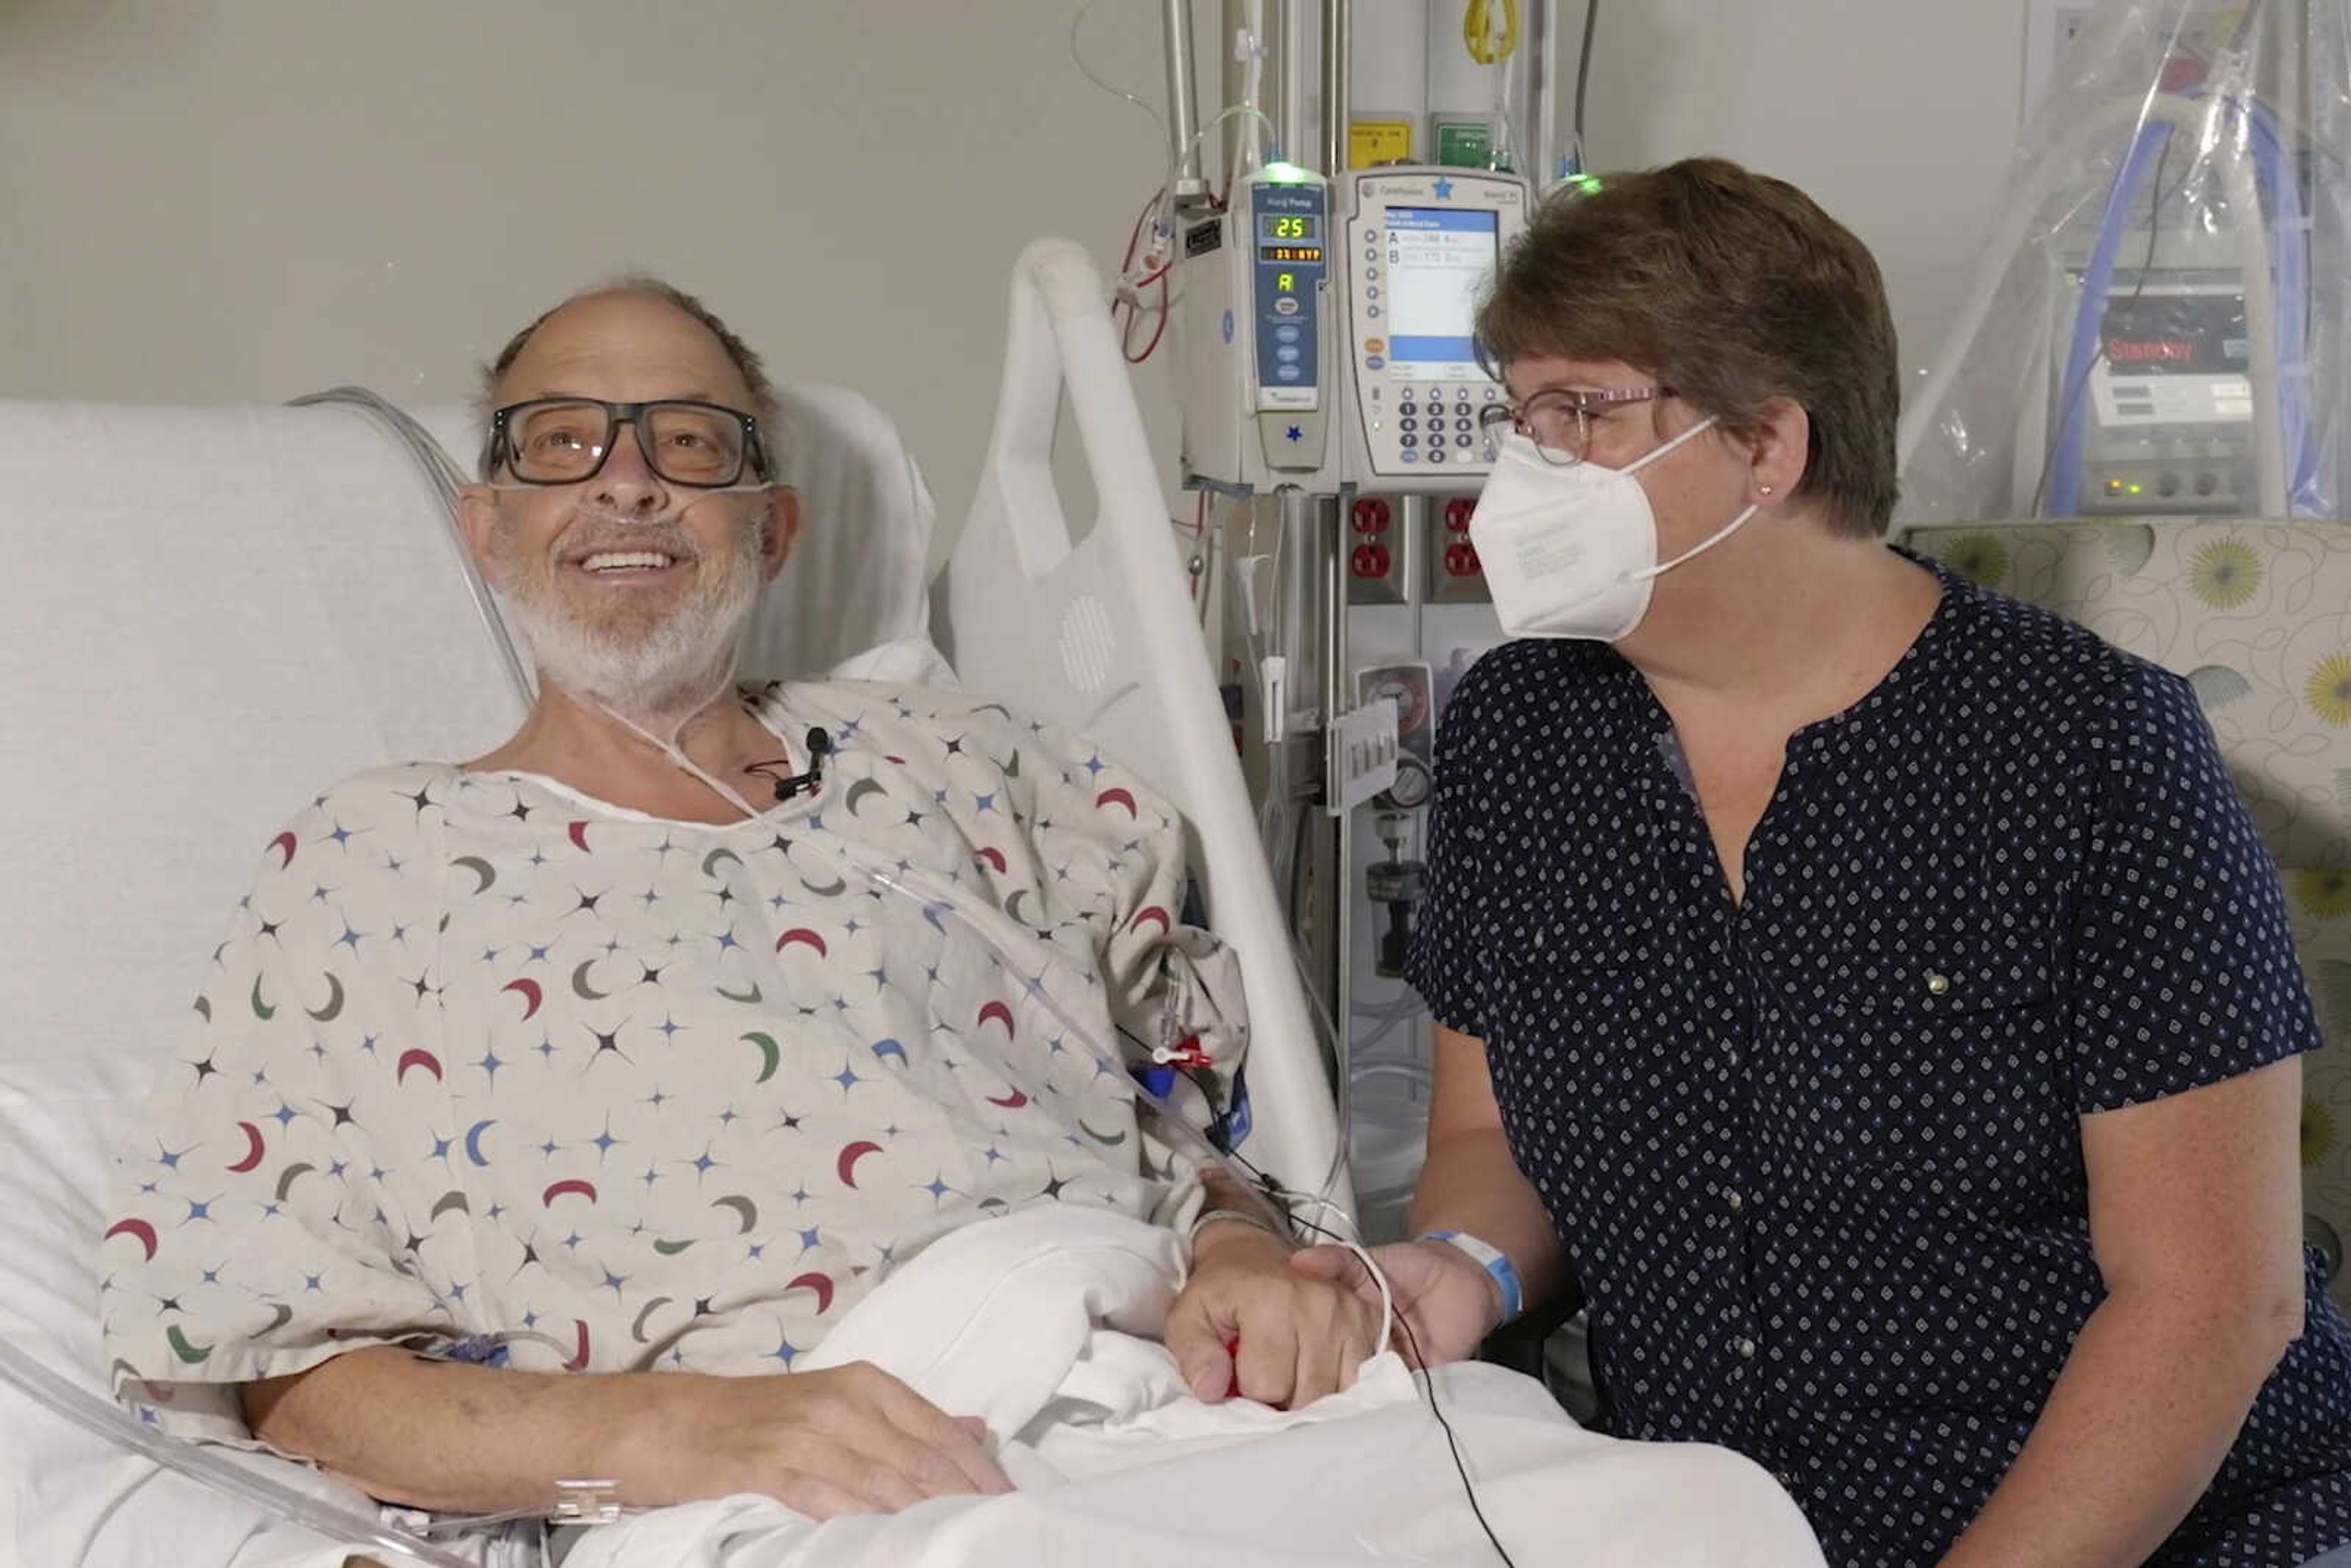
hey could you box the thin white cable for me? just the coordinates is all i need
[1068,0,1167,134]
[0,1337,479,1568]
[1230,0,1269,189]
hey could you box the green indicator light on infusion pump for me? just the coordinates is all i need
[1260,160,1316,185]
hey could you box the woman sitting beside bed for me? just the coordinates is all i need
[1290,158,2351,1568]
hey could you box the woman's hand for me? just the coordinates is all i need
[1290,1238,1502,1367]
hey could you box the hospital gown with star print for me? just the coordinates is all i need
[98,680,1247,1446]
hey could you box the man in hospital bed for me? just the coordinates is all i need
[93,279,1384,1523]
[95,279,1822,1567]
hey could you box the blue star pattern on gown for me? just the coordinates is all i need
[99,681,1248,1446]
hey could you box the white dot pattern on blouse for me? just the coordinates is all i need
[1406,555,2351,1568]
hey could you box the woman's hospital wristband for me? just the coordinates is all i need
[1418,1229,1524,1324]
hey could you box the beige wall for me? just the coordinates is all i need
[0,1,2024,549]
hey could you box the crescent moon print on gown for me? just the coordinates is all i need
[785,1272,836,1313]
[702,847,744,879]
[227,1121,266,1174]
[306,973,345,1022]
[103,1218,159,1260]
[630,1296,675,1343]
[774,928,828,958]
[742,1032,782,1083]
[843,778,885,816]
[571,959,610,1002]
[502,977,542,1019]
[273,1162,317,1201]
[452,856,497,893]
[836,1141,882,1188]
[798,872,848,898]
[711,1195,759,1232]
[464,1119,497,1166]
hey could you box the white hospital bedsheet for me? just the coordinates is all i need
[563,1205,1827,1568]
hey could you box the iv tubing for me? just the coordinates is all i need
[0,1336,478,1568]
[1896,91,2289,519]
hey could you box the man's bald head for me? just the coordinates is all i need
[475,277,779,480]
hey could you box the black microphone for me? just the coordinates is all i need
[748,727,833,803]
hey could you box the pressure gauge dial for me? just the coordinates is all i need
[1379,752,1433,812]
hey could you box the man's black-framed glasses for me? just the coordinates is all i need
[491,399,770,487]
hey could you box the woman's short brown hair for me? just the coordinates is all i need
[1477,157,1899,538]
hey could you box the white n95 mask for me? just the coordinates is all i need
[1468,420,1760,642]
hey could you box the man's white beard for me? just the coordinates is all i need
[497,510,765,729]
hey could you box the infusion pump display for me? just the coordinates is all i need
[1341,170,1529,489]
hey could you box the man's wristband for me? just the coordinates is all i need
[1417,1229,1523,1324]
[1187,1206,1281,1255]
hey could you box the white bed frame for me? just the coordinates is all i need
[942,239,1340,1205]
[0,242,1337,1567]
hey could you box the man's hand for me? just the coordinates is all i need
[631,1360,1013,1519]
[1163,1221,1382,1408]
[247,1348,1013,1521]
[1289,1237,1502,1367]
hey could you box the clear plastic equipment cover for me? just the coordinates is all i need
[1897,0,2351,527]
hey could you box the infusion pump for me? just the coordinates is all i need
[1177,165,1531,497]
[1337,168,1529,493]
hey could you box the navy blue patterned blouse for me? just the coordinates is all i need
[1406,553,2351,1567]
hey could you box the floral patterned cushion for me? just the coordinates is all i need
[1905,519,2351,1305]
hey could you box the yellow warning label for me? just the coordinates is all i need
[1349,119,1414,168]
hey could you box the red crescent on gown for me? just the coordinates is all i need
[501,978,543,1019]
[786,1272,836,1313]
[836,1141,883,1188]
[103,1218,159,1260]
[227,1121,266,1174]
